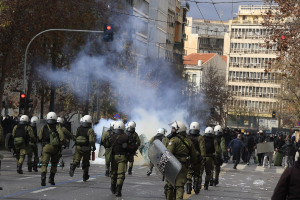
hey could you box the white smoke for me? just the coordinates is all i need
[38,2,209,164]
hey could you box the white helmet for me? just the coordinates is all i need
[110,121,116,129]
[20,115,29,124]
[30,116,39,126]
[214,125,222,136]
[127,121,136,132]
[171,121,187,133]
[189,122,200,135]
[57,117,64,124]
[82,115,92,127]
[80,117,83,123]
[157,128,167,135]
[114,121,125,134]
[204,127,214,136]
[46,112,57,124]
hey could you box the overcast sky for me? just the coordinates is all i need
[187,0,265,21]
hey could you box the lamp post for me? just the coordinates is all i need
[23,29,104,93]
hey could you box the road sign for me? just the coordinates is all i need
[298,121,300,126]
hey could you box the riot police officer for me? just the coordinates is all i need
[101,121,115,177]
[126,121,140,175]
[147,128,169,176]
[199,127,221,190]
[12,115,36,174]
[57,117,73,147]
[106,121,129,197]
[39,112,65,186]
[186,122,202,194]
[211,125,225,186]
[69,115,96,181]
[27,116,39,172]
[164,121,197,200]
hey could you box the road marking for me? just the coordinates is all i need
[76,177,96,182]
[31,187,56,194]
[19,177,33,180]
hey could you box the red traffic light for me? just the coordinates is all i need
[20,93,26,99]
[281,35,286,40]
[106,25,112,30]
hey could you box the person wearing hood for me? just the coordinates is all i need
[281,136,297,168]
[271,157,300,200]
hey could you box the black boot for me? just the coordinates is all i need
[28,162,32,172]
[41,172,46,186]
[214,179,219,186]
[186,183,192,194]
[116,185,122,197]
[48,173,55,185]
[128,167,132,175]
[204,181,209,190]
[69,163,76,177]
[210,178,214,186]
[17,164,23,174]
[111,184,116,194]
[105,169,110,177]
[33,164,38,172]
[193,181,200,194]
[146,166,153,176]
[83,171,89,182]
[233,163,237,169]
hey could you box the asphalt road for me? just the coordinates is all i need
[0,149,283,200]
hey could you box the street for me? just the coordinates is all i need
[0,149,283,200]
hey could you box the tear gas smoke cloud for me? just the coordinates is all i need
[39,1,209,143]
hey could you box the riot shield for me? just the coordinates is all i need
[148,139,182,186]
[97,126,110,158]
[139,134,150,164]
[257,142,274,153]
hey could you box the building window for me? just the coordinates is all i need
[192,74,196,85]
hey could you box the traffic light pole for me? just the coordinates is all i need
[23,29,104,93]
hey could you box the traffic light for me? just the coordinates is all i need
[272,111,276,118]
[210,107,215,115]
[20,93,26,109]
[8,100,13,108]
[103,24,114,42]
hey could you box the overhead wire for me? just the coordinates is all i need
[209,0,227,29]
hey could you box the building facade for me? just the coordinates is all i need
[223,5,280,130]
[184,18,229,56]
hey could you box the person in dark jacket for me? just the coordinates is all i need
[256,130,265,166]
[275,134,285,151]
[281,136,297,168]
[245,131,256,165]
[271,157,300,200]
[227,134,246,169]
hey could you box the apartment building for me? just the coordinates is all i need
[184,18,229,56]
[223,5,279,130]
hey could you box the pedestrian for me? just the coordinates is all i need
[263,134,275,168]
[281,136,297,168]
[227,134,246,169]
[39,112,65,186]
[126,121,140,175]
[245,131,256,165]
[12,115,36,174]
[106,121,129,197]
[199,127,221,190]
[164,121,198,200]
[256,130,265,166]
[69,115,96,181]
[186,122,202,194]
[147,128,169,176]
[27,116,39,172]
[101,121,115,177]
[271,157,300,200]
[211,125,225,186]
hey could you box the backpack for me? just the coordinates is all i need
[47,124,61,146]
[13,125,28,148]
[76,127,89,146]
